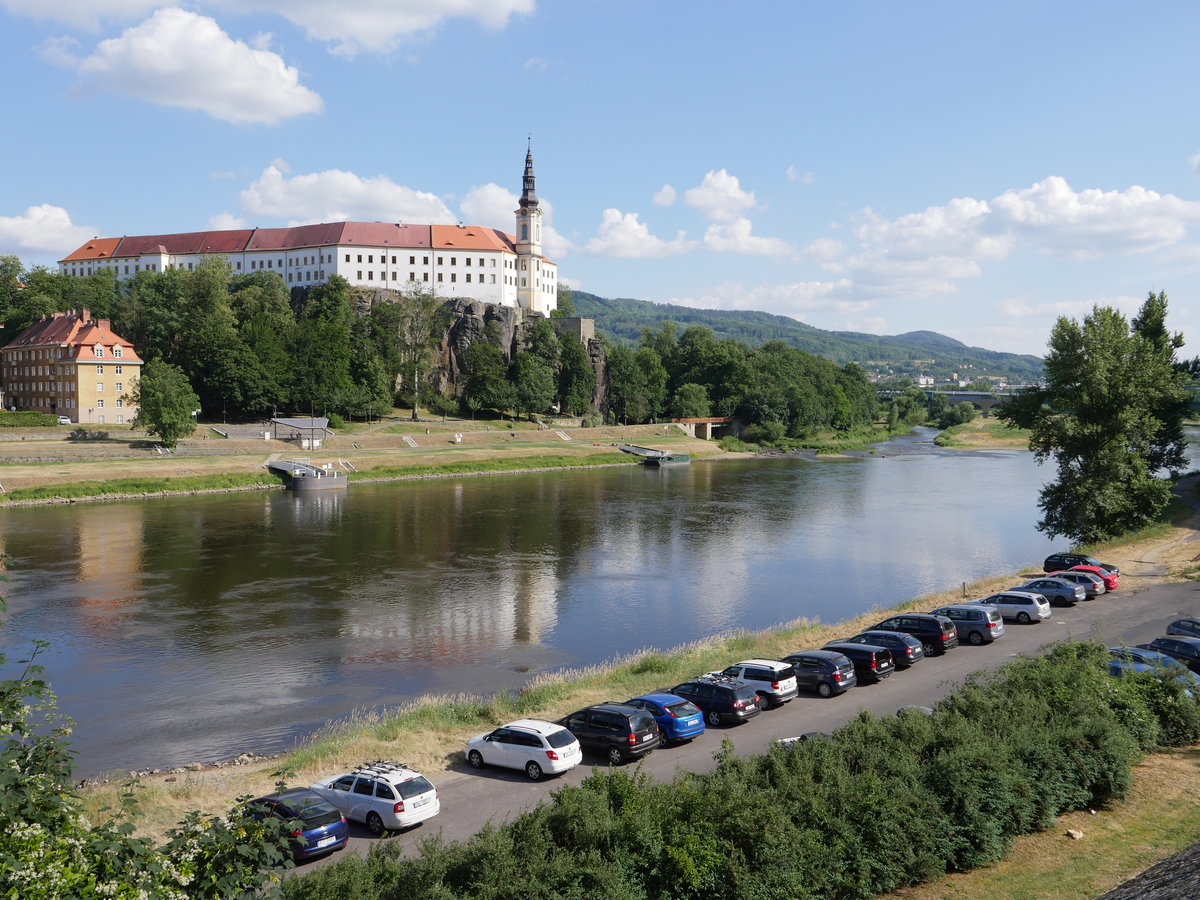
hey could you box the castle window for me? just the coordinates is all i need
[94,345,104,358]
[423,256,428,265]
[345,254,350,262]
[423,273,428,281]
[450,273,456,283]
[391,256,396,264]
[437,257,443,265]
[410,272,415,281]
[357,254,362,263]
[451,257,457,265]
[409,256,415,264]
[357,271,362,280]
[368,255,374,263]
[115,365,122,374]
[466,274,471,283]
[368,271,373,280]
[437,273,443,282]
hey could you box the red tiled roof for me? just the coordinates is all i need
[340,223,434,249]
[61,238,122,262]
[2,310,143,362]
[430,224,514,252]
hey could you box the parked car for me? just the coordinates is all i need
[780,649,858,697]
[822,642,896,684]
[1167,618,1200,639]
[309,761,440,835]
[1108,647,1200,687]
[1140,636,1200,674]
[668,675,762,726]
[973,590,1051,624]
[624,693,706,744]
[839,630,925,668]
[712,658,799,708]
[1015,577,1084,607]
[246,788,349,862]
[465,719,582,781]
[1044,553,1120,576]
[1067,564,1118,592]
[867,613,959,655]
[928,604,1006,645]
[56,415,72,425]
[557,703,661,764]
[1046,569,1107,598]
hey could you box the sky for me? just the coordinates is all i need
[2,1,1199,356]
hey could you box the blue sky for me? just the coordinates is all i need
[3,1,1199,355]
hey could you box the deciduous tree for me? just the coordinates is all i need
[126,359,200,449]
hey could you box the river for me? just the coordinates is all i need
[0,427,1190,777]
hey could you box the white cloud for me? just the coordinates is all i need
[653,185,676,206]
[240,163,456,224]
[0,204,95,257]
[231,0,535,56]
[1190,153,1200,175]
[582,209,695,258]
[998,294,1145,319]
[1,0,158,29]
[37,35,82,66]
[67,9,322,125]
[663,280,865,316]
[208,211,250,230]
[702,218,792,258]
[523,57,550,73]
[684,169,756,222]
[786,165,814,184]
[990,176,1200,259]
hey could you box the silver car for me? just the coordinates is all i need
[1046,569,1105,598]
[1015,577,1085,607]
[928,604,1006,645]
[972,591,1051,624]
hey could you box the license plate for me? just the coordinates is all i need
[642,733,653,741]
[745,704,757,712]
[317,836,337,848]
[413,796,430,807]
[685,717,700,727]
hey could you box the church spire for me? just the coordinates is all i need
[520,140,539,209]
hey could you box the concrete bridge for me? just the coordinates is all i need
[877,389,1015,417]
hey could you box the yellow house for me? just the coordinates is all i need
[1,309,143,425]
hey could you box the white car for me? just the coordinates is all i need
[57,415,72,425]
[972,590,1051,624]
[310,761,440,835]
[711,658,799,708]
[465,718,582,781]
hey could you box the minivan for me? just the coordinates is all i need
[868,613,959,655]
[928,604,1006,645]
[558,703,662,765]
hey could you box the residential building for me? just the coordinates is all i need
[58,148,559,315]
[1,309,143,425]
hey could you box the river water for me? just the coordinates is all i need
[0,428,1190,777]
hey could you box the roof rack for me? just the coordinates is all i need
[696,673,744,685]
[351,760,413,778]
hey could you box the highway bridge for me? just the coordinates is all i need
[876,389,1015,417]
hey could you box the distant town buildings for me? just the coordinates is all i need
[0,309,143,424]
[58,147,559,315]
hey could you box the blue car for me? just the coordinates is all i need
[624,693,706,744]
[247,788,349,863]
[1107,647,1200,688]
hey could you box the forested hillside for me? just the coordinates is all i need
[572,291,1043,382]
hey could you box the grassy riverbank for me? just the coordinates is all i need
[75,500,1200,847]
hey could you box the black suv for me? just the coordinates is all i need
[869,613,959,656]
[822,642,895,684]
[1043,552,1119,576]
[558,703,661,765]
[781,650,857,697]
[668,676,762,726]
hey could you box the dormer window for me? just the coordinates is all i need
[94,344,104,358]
[113,346,123,358]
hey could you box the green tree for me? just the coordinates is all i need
[669,382,711,418]
[998,300,1190,542]
[388,285,451,420]
[512,351,556,420]
[462,326,516,418]
[126,359,200,449]
[551,282,576,317]
[1131,291,1196,474]
[557,334,595,416]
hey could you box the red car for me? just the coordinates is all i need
[1068,564,1118,591]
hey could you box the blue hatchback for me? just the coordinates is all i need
[624,693,706,744]
[247,788,350,863]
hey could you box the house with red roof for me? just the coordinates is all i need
[58,148,559,315]
[1,309,143,425]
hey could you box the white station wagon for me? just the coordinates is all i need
[465,718,582,781]
[310,760,440,835]
[972,591,1051,624]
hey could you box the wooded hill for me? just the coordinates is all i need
[572,291,1044,383]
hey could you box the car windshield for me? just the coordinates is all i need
[545,729,576,748]
[398,776,434,798]
[666,700,699,716]
[776,665,796,680]
[735,687,759,702]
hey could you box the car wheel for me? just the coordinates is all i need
[525,761,543,781]
[757,692,772,709]
[921,640,935,656]
[967,631,985,646]
[706,710,722,726]
[467,750,484,769]
[607,746,624,766]
[365,812,385,836]
[1016,612,1032,624]
[816,682,833,698]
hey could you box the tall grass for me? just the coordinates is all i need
[3,472,277,502]
[347,453,630,481]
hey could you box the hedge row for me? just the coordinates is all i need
[0,410,56,427]
[283,642,1200,900]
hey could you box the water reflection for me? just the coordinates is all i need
[0,433,1069,776]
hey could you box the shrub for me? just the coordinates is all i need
[0,410,56,427]
[327,412,346,429]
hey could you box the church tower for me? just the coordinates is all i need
[515,143,545,311]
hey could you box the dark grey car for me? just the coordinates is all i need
[928,604,1006,645]
[1015,577,1085,607]
[780,650,858,697]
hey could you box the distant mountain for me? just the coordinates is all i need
[570,292,1043,382]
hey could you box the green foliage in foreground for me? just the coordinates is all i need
[284,642,1200,900]
[3,473,277,502]
[1,595,296,898]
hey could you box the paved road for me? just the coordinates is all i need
[304,573,1200,871]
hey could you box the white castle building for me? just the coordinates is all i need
[59,148,558,315]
